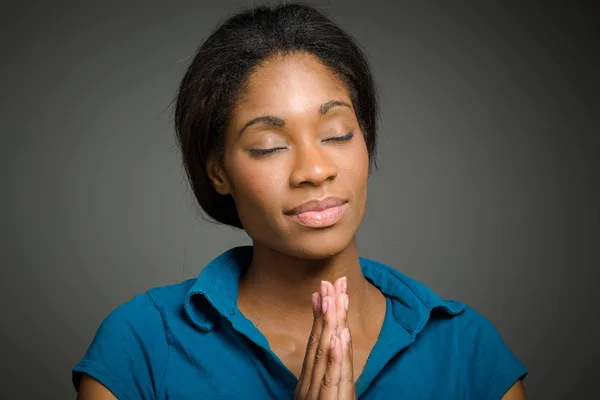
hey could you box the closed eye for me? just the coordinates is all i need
[324,131,354,142]
[248,147,286,157]
[249,131,354,157]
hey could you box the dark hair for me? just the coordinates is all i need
[174,3,379,229]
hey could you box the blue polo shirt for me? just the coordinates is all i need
[73,246,527,399]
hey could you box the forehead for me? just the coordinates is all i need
[234,52,351,117]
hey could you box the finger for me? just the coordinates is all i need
[326,280,336,299]
[318,334,342,400]
[335,292,348,335]
[308,295,337,398]
[338,328,356,399]
[322,280,329,298]
[337,292,354,391]
[297,291,323,396]
[333,276,345,298]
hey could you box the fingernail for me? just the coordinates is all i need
[344,294,348,311]
[342,276,347,294]
[344,328,351,343]
[330,334,336,349]
[322,297,328,314]
[311,293,318,315]
[320,281,327,298]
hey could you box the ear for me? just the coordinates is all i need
[206,159,231,195]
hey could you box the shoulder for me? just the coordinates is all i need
[145,278,197,313]
[425,303,514,356]
[98,278,196,332]
[72,278,196,398]
[452,304,503,336]
[420,299,528,400]
[452,305,528,399]
[361,258,527,399]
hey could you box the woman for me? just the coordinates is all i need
[73,3,528,399]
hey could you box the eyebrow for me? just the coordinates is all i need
[236,100,352,138]
[319,100,351,115]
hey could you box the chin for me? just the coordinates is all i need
[242,206,364,260]
[278,227,356,260]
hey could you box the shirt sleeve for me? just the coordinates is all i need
[458,306,528,400]
[72,293,169,400]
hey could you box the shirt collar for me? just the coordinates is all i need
[359,257,465,333]
[184,246,465,332]
[184,246,252,330]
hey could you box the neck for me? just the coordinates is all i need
[237,238,372,324]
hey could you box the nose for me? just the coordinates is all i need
[289,141,338,187]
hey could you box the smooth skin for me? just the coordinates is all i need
[76,53,527,399]
[219,52,387,383]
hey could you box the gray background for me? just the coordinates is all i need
[1,1,598,399]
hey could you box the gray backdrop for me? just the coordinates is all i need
[1,1,598,399]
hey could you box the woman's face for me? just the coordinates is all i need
[210,52,369,259]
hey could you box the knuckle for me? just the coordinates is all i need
[340,373,355,385]
[307,330,319,347]
[321,373,338,390]
[314,344,326,362]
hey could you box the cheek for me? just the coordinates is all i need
[226,157,287,215]
[343,137,370,188]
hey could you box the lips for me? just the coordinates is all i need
[284,197,348,228]
[285,196,347,215]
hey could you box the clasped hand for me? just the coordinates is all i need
[294,277,356,399]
